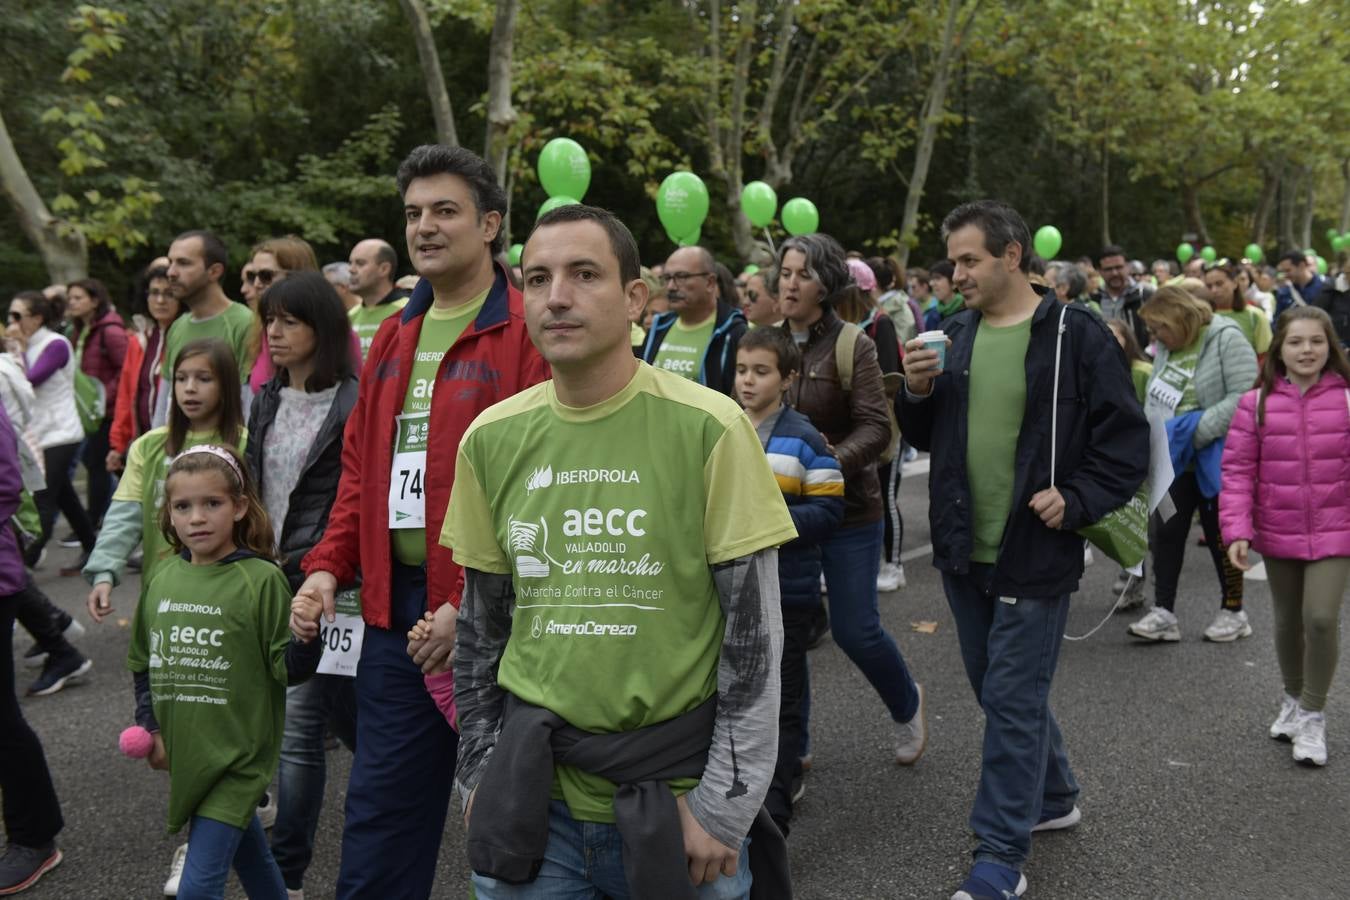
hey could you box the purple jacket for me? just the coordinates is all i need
[1220,372,1350,561]
[72,308,129,413]
[0,402,28,595]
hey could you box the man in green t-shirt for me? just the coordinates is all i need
[446,205,795,898]
[347,238,411,361]
[639,245,747,395]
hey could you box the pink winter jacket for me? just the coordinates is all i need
[1219,372,1350,560]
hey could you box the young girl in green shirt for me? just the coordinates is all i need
[129,445,323,898]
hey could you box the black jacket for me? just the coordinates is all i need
[896,293,1149,598]
[246,375,360,590]
[639,301,747,396]
[1091,281,1153,350]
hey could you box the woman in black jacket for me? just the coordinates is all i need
[245,272,359,898]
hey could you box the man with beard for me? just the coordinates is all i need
[1092,244,1153,349]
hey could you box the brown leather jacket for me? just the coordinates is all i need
[783,310,891,526]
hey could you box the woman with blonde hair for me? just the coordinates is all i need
[246,236,319,395]
[1128,285,1259,644]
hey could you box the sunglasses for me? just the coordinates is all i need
[8,312,23,322]
[245,268,279,287]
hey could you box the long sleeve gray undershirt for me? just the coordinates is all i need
[452,548,783,849]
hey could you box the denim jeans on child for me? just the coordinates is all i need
[941,564,1079,871]
[471,800,751,900]
[177,814,286,900]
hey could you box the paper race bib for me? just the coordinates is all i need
[316,589,364,677]
[1145,360,1192,418]
[389,412,430,529]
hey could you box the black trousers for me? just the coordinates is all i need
[1151,469,1244,612]
[27,441,96,563]
[879,460,904,564]
[81,417,113,526]
[766,605,814,835]
[12,579,74,655]
[1,584,64,847]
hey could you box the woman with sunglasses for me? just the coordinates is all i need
[245,236,320,396]
[65,278,128,529]
[5,292,97,568]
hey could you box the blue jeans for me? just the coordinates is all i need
[941,565,1079,870]
[820,519,920,722]
[472,801,752,900]
[271,673,357,890]
[337,563,457,900]
[178,814,286,900]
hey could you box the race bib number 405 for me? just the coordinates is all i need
[316,588,364,677]
[389,411,429,529]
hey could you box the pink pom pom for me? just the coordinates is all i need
[119,725,154,759]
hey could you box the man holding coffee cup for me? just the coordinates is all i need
[897,200,1148,900]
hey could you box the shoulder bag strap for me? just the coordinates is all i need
[1050,305,1069,487]
[834,322,861,393]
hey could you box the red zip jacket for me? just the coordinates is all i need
[301,265,549,628]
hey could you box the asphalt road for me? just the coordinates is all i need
[11,456,1349,899]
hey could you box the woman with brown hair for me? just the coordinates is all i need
[66,278,128,528]
[1202,260,1272,355]
[1128,286,1258,644]
[246,236,320,395]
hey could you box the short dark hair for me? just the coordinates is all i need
[928,260,955,281]
[529,204,642,286]
[1277,250,1307,267]
[12,290,59,329]
[173,230,229,272]
[68,278,113,321]
[738,325,800,379]
[396,144,508,255]
[940,200,1033,274]
[373,241,398,272]
[866,257,894,292]
[767,233,851,300]
[259,272,354,392]
[713,261,738,308]
[1097,244,1128,265]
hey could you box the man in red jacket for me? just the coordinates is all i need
[295,144,549,899]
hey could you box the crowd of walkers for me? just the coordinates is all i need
[2,141,1348,900]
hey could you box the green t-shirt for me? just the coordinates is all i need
[652,314,716,381]
[1217,308,1272,354]
[126,554,292,833]
[1130,360,1153,407]
[966,315,1033,564]
[161,302,258,382]
[442,363,797,823]
[113,426,250,588]
[391,292,487,566]
[350,297,410,362]
[1151,335,1203,417]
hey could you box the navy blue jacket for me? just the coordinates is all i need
[640,301,747,396]
[896,292,1148,598]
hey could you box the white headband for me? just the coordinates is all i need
[176,444,243,482]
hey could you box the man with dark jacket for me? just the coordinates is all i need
[1093,243,1153,350]
[641,246,747,395]
[898,201,1148,900]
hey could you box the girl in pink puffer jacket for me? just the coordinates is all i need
[1220,306,1350,768]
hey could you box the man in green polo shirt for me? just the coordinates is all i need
[639,246,747,395]
[347,238,411,361]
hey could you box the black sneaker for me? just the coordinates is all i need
[0,842,63,895]
[21,645,46,669]
[27,653,92,697]
[56,533,82,549]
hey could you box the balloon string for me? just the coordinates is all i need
[763,227,776,255]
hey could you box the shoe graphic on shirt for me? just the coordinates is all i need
[509,517,554,579]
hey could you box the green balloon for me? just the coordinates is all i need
[742,264,759,275]
[1333,234,1349,253]
[508,243,523,266]
[740,181,778,228]
[1327,228,1339,243]
[1176,243,1194,263]
[1316,256,1328,275]
[1304,248,1318,260]
[1244,243,1263,263]
[781,197,819,236]
[1033,225,1062,259]
[678,227,702,248]
[537,195,579,219]
[656,172,710,241]
[1200,245,1217,263]
[537,138,590,200]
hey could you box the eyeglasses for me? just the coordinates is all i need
[245,268,280,287]
[147,289,173,300]
[659,271,711,285]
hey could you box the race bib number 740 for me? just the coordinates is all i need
[389,412,430,529]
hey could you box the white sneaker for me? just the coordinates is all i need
[1292,710,1327,766]
[1083,544,1095,566]
[876,562,902,593]
[163,843,187,896]
[1128,607,1180,642]
[1270,694,1301,742]
[894,684,927,765]
[1203,608,1253,642]
[952,874,1028,900]
[1031,805,1082,833]
[287,890,306,900]
[257,791,277,829]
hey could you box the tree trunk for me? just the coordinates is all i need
[1340,157,1350,234]
[483,0,518,186]
[1298,167,1314,250]
[1251,162,1279,247]
[399,0,458,147]
[0,109,88,283]
[1100,141,1111,248]
[1277,161,1297,251]
[1181,181,1210,247]
[895,0,964,272]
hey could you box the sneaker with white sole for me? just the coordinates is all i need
[1115,577,1146,613]
[951,862,1027,900]
[1031,804,1081,833]
[1203,608,1252,642]
[26,653,91,697]
[20,644,46,669]
[257,791,277,830]
[1270,694,1301,742]
[1292,710,1327,767]
[876,562,903,593]
[1128,607,1180,642]
[163,843,187,896]
[894,684,927,765]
